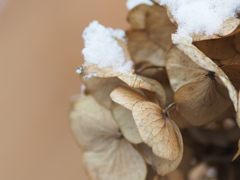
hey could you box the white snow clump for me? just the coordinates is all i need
[82,20,133,74]
[126,0,154,10]
[157,0,240,36]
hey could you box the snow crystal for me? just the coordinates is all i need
[82,21,133,73]
[156,0,240,36]
[76,67,83,74]
[126,0,154,10]
[83,73,97,79]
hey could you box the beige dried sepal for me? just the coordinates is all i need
[153,169,184,180]
[127,4,150,30]
[83,77,124,109]
[166,45,206,91]
[136,125,183,176]
[111,87,183,175]
[192,18,240,41]
[193,36,237,60]
[174,79,234,126]
[127,30,166,66]
[232,139,240,161]
[237,90,240,127]
[234,33,240,53]
[70,95,147,180]
[127,4,176,66]
[221,65,240,91]
[111,102,142,144]
[146,5,176,52]
[172,34,238,111]
[118,74,166,107]
[132,101,182,161]
[110,86,148,111]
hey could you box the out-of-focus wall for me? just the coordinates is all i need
[0,0,128,179]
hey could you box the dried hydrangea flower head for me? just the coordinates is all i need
[71,0,240,179]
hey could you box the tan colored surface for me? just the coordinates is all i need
[0,0,127,180]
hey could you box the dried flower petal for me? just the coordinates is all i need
[132,101,181,161]
[111,87,183,175]
[118,74,166,107]
[127,4,150,30]
[70,95,147,180]
[232,140,240,161]
[194,36,237,60]
[192,18,240,41]
[127,4,176,66]
[127,30,166,66]
[166,46,206,91]
[221,64,240,91]
[83,77,124,109]
[111,102,142,144]
[172,34,238,111]
[174,79,233,126]
[136,124,183,176]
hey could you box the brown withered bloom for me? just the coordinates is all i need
[70,95,147,180]
[71,1,240,179]
[127,3,176,66]
[110,86,183,176]
[166,35,238,126]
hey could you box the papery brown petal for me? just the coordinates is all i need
[84,77,124,109]
[189,126,240,148]
[174,79,234,126]
[232,139,240,161]
[137,143,183,176]
[69,95,119,151]
[168,108,191,129]
[194,36,237,60]
[215,54,240,66]
[234,33,240,53]
[127,30,166,66]
[237,91,240,127]
[135,113,183,176]
[166,45,206,91]
[132,101,182,161]
[127,4,150,30]
[192,18,240,41]
[173,34,238,111]
[111,102,142,144]
[221,64,240,91]
[153,170,184,180]
[81,63,133,78]
[118,74,166,107]
[83,139,147,180]
[146,5,176,52]
[136,63,174,106]
[110,86,148,111]
[188,163,209,180]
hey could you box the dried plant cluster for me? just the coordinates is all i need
[70,2,240,180]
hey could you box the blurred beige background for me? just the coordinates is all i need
[0,0,128,179]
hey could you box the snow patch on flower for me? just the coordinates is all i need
[156,0,240,36]
[82,21,133,73]
[126,0,154,10]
